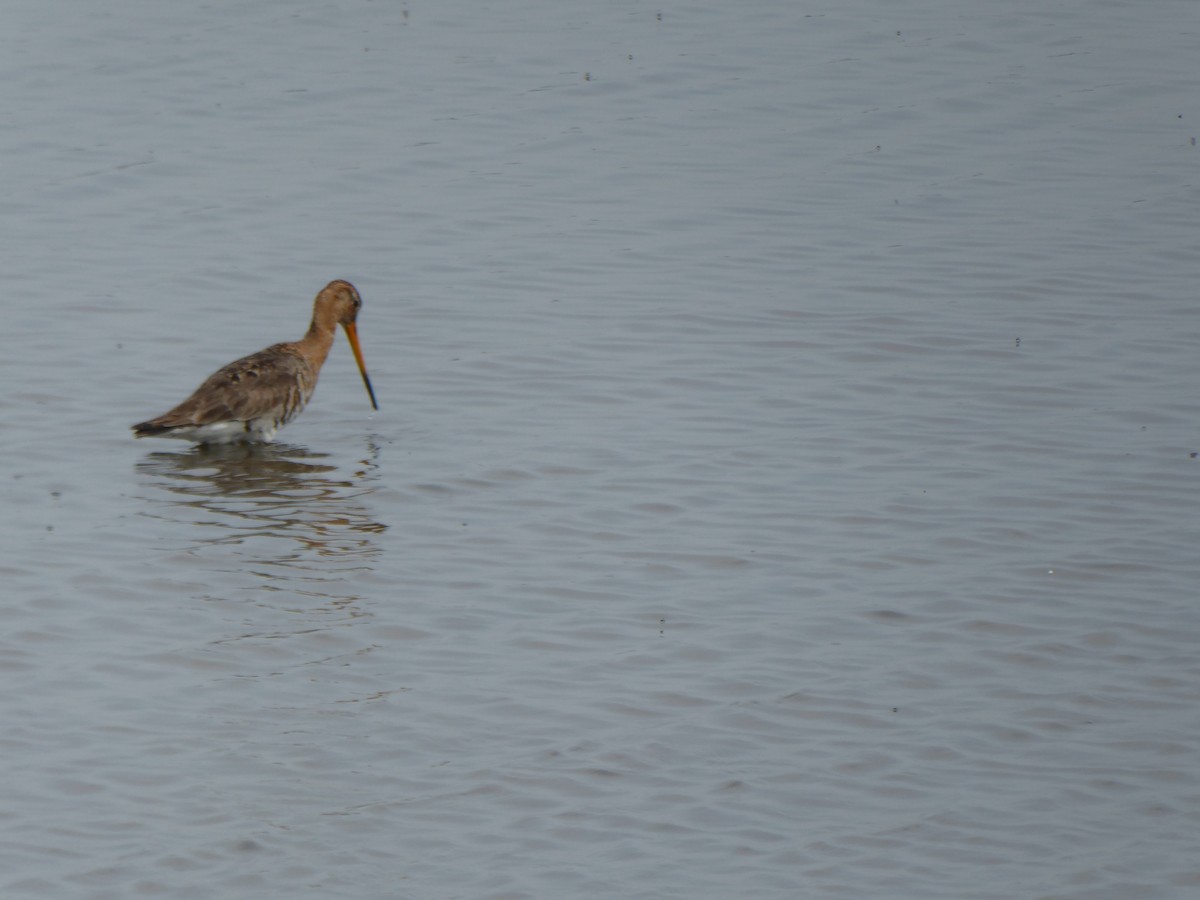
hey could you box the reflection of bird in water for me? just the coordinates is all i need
[133,280,378,444]
[135,442,386,569]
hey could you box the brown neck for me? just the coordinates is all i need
[296,306,339,371]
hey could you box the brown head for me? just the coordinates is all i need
[313,280,379,410]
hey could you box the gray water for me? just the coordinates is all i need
[2,1,1198,897]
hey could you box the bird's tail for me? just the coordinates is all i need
[132,420,173,438]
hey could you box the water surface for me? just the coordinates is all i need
[1,1,1198,897]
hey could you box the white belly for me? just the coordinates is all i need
[153,417,281,444]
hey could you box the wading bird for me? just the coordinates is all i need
[132,279,378,444]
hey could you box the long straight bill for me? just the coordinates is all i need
[342,321,379,410]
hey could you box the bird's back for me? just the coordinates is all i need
[132,342,317,441]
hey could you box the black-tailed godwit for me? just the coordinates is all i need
[132,279,378,444]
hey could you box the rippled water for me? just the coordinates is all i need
[2,1,1198,897]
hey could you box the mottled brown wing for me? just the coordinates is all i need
[138,343,314,429]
